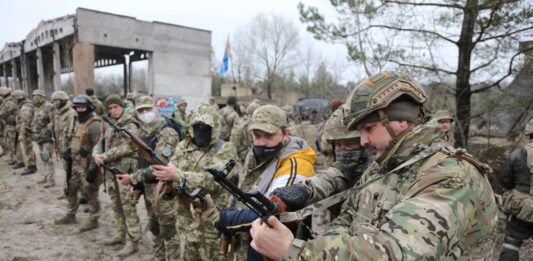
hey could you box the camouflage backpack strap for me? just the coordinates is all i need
[279,148,440,223]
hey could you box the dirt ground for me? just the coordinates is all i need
[1,133,532,260]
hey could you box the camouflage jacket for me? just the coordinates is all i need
[229,115,252,161]
[54,102,77,155]
[97,111,139,170]
[0,96,18,125]
[287,125,498,260]
[89,95,105,116]
[31,101,55,143]
[16,99,34,136]
[131,116,179,183]
[219,105,239,141]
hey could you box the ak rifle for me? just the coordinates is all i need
[100,163,145,200]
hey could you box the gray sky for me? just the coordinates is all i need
[0,0,353,80]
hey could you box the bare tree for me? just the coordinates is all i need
[299,0,533,147]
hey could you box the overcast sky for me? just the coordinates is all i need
[0,0,354,80]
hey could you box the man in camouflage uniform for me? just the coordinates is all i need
[124,92,135,109]
[219,96,241,141]
[153,103,239,261]
[0,86,17,163]
[93,94,141,257]
[116,96,181,261]
[498,118,533,260]
[31,90,56,187]
[85,88,105,115]
[172,99,189,135]
[12,90,37,175]
[230,99,260,162]
[433,109,455,145]
[501,189,533,224]
[250,71,498,260]
[54,96,102,233]
[51,91,77,197]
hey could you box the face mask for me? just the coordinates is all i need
[138,111,156,124]
[56,101,67,109]
[192,124,212,148]
[77,108,92,120]
[335,147,365,168]
[253,142,283,162]
[32,96,45,106]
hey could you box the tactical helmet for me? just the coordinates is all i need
[0,86,11,96]
[72,95,95,109]
[434,110,454,122]
[105,94,125,108]
[32,89,46,97]
[249,105,288,134]
[525,118,533,136]
[344,71,427,130]
[11,90,26,100]
[323,106,360,142]
[51,91,69,101]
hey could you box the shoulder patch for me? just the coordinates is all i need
[162,142,174,157]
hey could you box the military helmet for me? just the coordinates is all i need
[344,71,427,130]
[249,104,288,134]
[525,118,533,136]
[323,106,360,142]
[0,86,11,96]
[72,95,94,109]
[51,91,69,101]
[434,110,454,122]
[32,89,46,97]
[11,90,26,100]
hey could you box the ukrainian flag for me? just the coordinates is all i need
[220,37,232,76]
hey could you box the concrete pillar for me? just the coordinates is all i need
[2,65,7,87]
[53,42,61,91]
[72,42,95,96]
[11,59,19,90]
[20,54,29,93]
[36,48,45,90]
[147,52,154,95]
[128,58,133,93]
[123,59,128,97]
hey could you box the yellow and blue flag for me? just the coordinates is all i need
[220,37,232,76]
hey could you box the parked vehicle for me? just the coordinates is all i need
[293,98,330,124]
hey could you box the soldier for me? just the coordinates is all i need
[249,71,498,260]
[498,118,533,261]
[219,96,241,141]
[433,109,455,145]
[54,96,102,233]
[51,91,77,197]
[12,90,37,175]
[92,95,141,257]
[203,104,317,260]
[229,99,260,162]
[152,103,239,261]
[0,86,17,163]
[31,90,56,187]
[85,88,105,115]
[124,92,135,109]
[172,99,189,135]
[116,96,181,261]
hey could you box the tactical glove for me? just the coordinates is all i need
[271,184,309,211]
[86,168,97,183]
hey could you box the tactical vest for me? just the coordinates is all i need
[71,115,100,168]
[525,143,533,194]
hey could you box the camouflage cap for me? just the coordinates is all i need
[11,90,26,99]
[525,118,533,136]
[135,96,153,110]
[105,94,124,108]
[51,90,69,101]
[249,104,288,134]
[32,89,45,97]
[434,110,454,122]
[344,71,427,129]
[0,86,11,96]
[323,106,360,142]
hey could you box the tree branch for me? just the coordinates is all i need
[365,25,457,44]
[478,0,520,10]
[479,26,533,42]
[471,42,501,73]
[473,0,505,45]
[381,0,464,9]
[389,60,456,74]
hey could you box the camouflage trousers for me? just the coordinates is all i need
[37,142,54,182]
[107,180,141,245]
[65,164,101,220]
[3,126,16,159]
[15,136,35,166]
[144,183,180,261]
[179,236,226,261]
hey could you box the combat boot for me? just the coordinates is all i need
[21,165,37,175]
[43,181,55,188]
[12,162,25,169]
[54,214,77,225]
[79,218,98,232]
[117,242,138,257]
[103,235,125,246]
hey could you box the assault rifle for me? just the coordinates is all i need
[63,154,73,196]
[176,178,206,210]
[100,163,145,200]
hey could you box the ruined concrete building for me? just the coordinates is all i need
[0,8,211,110]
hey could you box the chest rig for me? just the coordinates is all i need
[71,115,100,168]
